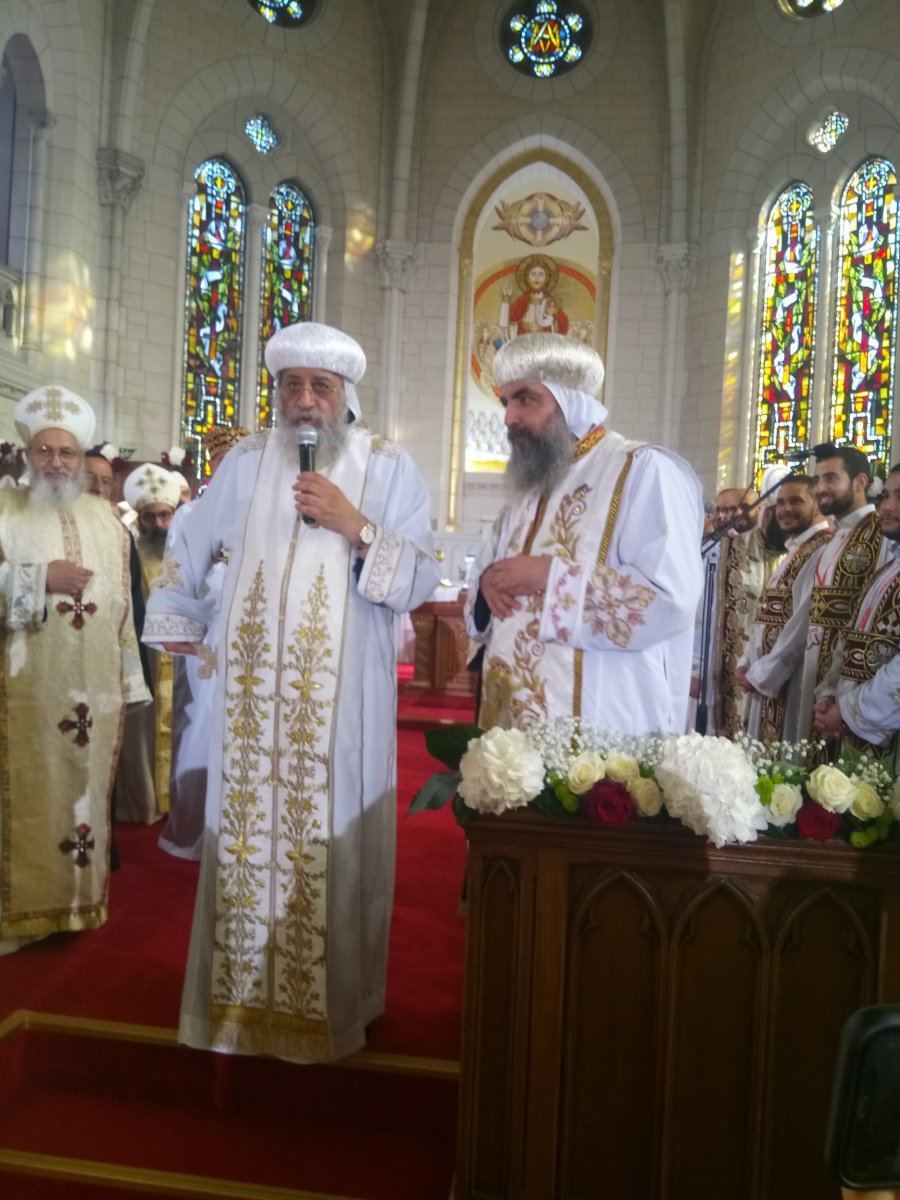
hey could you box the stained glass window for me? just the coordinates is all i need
[245,0,315,26]
[753,183,820,484]
[807,111,849,154]
[181,158,245,473]
[829,158,898,474]
[257,183,315,428]
[502,1,591,79]
[245,114,279,155]
[779,0,846,15]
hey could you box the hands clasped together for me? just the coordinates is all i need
[480,554,552,620]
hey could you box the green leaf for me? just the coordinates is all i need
[409,770,461,814]
[424,724,483,771]
[452,791,474,827]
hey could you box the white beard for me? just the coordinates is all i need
[274,406,350,470]
[29,473,86,510]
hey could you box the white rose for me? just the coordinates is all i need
[849,782,885,821]
[767,782,803,828]
[628,776,663,818]
[606,752,641,784]
[458,727,545,815]
[806,765,857,814]
[567,751,606,795]
[168,446,186,467]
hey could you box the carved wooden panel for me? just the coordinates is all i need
[456,816,900,1200]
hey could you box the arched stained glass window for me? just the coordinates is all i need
[181,158,245,471]
[753,183,820,484]
[245,0,316,26]
[829,158,898,473]
[256,182,315,427]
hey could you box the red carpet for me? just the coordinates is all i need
[0,720,466,1197]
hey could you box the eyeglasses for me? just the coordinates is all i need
[32,445,81,464]
[277,377,338,399]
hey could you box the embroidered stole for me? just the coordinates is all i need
[207,430,369,1059]
[840,559,900,685]
[809,512,884,687]
[479,427,635,730]
[753,527,832,743]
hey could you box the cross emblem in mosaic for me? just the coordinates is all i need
[56,597,98,629]
[58,702,93,746]
[59,822,95,868]
[26,386,80,423]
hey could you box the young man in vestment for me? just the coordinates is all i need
[736,477,832,743]
[143,322,440,1064]
[466,333,703,736]
[813,465,900,765]
[0,386,149,955]
[743,444,889,742]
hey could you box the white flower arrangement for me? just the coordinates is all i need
[655,733,769,848]
[457,726,545,815]
[412,717,899,852]
[167,446,186,468]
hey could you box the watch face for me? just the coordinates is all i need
[359,521,375,545]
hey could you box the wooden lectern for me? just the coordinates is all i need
[456,811,900,1199]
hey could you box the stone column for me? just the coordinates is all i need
[312,224,332,323]
[21,108,55,352]
[810,202,837,448]
[657,240,699,448]
[240,202,266,430]
[97,147,144,432]
[375,238,415,440]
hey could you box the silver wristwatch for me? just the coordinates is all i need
[356,519,376,549]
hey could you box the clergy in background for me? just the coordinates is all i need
[467,333,703,736]
[114,463,181,824]
[143,322,440,1064]
[0,385,149,955]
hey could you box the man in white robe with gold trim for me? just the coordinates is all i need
[0,386,149,955]
[143,323,440,1064]
[466,334,703,735]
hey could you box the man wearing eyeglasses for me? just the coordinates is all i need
[0,385,149,955]
[144,322,440,1065]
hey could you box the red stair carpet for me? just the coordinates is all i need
[0,717,467,1200]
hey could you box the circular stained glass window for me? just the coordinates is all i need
[245,0,316,26]
[501,0,592,80]
[778,0,846,17]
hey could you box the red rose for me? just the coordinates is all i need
[583,779,635,827]
[795,801,842,842]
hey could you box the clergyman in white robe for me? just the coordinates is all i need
[466,334,703,737]
[143,322,440,1064]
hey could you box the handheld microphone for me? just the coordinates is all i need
[295,424,317,526]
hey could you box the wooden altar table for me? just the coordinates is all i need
[456,812,900,1199]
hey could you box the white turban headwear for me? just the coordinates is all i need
[759,464,794,508]
[15,385,97,449]
[123,463,181,512]
[492,334,607,438]
[265,322,366,420]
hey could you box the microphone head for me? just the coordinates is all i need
[295,423,318,448]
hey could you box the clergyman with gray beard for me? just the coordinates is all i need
[466,332,704,739]
[0,385,149,956]
[142,321,440,1067]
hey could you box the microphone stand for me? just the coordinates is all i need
[694,465,803,735]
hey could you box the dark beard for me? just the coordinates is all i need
[138,529,167,560]
[818,487,854,519]
[505,415,573,498]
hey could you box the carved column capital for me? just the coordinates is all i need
[657,241,700,294]
[97,147,145,211]
[375,239,415,292]
[315,224,334,255]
